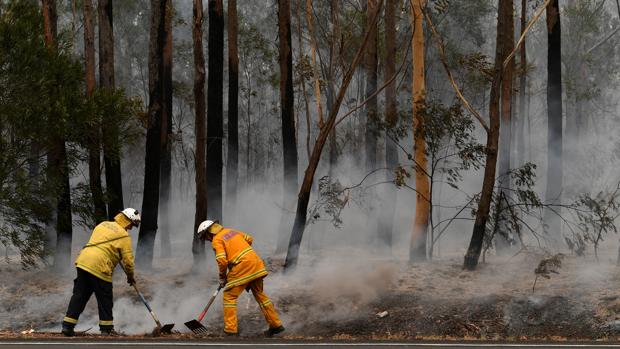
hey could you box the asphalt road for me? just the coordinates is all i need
[4,341,620,349]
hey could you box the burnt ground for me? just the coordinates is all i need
[3,251,620,341]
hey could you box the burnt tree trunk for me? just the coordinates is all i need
[225,0,239,220]
[137,0,166,268]
[275,0,298,255]
[380,0,398,251]
[284,1,383,271]
[544,0,563,243]
[516,0,527,167]
[159,0,173,257]
[364,0,378,174]
[84,0,107,223]
[98,0,124,220]
[463,0,512,270]
[206,0,224,221]
[43,0,73,272]
[495,0,515,254]
[192,0,207,268]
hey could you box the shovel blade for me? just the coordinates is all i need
[160,324,175,334]
[184,319,208,334]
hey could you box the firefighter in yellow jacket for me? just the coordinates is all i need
[61,208,141,336]
[197,219,284,337]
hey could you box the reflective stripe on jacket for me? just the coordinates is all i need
[75,213,135,283]
[211,226,267,290]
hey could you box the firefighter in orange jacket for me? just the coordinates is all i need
[61,208,141,337]
[197,219,284,337]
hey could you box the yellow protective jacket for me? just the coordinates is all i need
[75,213,135,283]
[211,224,268,290]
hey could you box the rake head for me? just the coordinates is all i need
[152,323,175,336]
[184,319,208,335]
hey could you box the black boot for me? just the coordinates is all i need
[61,325,75,337]
[264,325,284,337]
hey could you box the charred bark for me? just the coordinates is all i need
[206,0,224,222]
[463,0,512,270]
[192,0,207,267]
[225,0,239,221]
[98,0,124,220]
[159,0,173,258]
[544,0,563,242]
[137,0,166,268]
[284,1,383,271]
[275,0,299,255]
[84,0,107,224]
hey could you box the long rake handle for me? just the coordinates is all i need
[118,261,163,329]
[197,287,222,322]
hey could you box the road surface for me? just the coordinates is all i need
[3,341,620,349]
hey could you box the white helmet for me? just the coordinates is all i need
[197,219,216,237]
[121,208,141,227]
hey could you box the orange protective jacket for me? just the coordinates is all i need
[211,224,268,290]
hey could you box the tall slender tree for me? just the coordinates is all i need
[192,0,207,267]
[496,0,515,253]
[98,0,124,220]
[380,0,398,251]
[225,0,239,220]
[159,0,173,257]
[137,0,166,268]
[463,0,513,270]
[544,0,563,243]
[206,0,224,221]
[43,0,73,271]
[84,0,106,223]
[275,0,298,255]
[516,0,527,166]
[285,0,383,271]
[364,0,378,174]
[409,0,429,262]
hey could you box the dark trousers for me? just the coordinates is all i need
[63,268,114,331]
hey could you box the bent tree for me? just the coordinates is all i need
[284,0,384,271]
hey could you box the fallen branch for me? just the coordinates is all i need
[503,0,552,69]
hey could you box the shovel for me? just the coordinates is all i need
[185,286,222,334]
[119,261,174,335]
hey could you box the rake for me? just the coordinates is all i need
[184,286,222,334]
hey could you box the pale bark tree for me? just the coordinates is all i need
[409,0,430,262]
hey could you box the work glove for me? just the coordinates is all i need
[219,277,227,289]
[127,275,136,286]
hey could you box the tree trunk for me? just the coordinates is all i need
[495,0,515,254]
[410,0,429,262]
[328,0,339,173]
[284,0,383,271]
[43,0,73,272]
[516,0,527,167]
[364,0,378,174]
[225,0,239,222]
[275,0,298,255]
[463,0,512,270]
[159,0,173,258]
[84,0,107,223]
[306,0,323,127]
[192,0,207,268]
[206,0,224,222]
[544,0,563,244]
[137,0,166,268]
[98,0,124,220]
[380,0,398,252]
